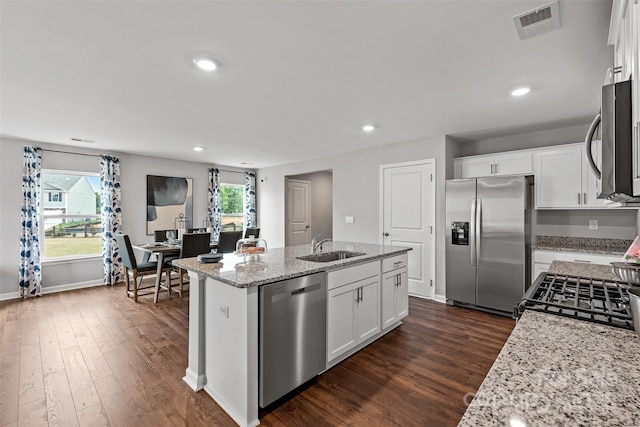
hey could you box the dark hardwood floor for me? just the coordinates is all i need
[0,281,514,426]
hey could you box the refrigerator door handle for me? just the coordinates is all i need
[476,198,482,265]
[470,198,476,266]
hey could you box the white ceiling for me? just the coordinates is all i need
[0,0,613,168]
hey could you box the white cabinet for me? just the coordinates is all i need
[327,261,380,363]
[534,143,608,209]
[381,254,408,330]
[532,250,622,283]
[454,151,533,179]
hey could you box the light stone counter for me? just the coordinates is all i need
[546,260,621,282]
[459,261,640,427]
[458,311,640,426]
[172,241,410,288]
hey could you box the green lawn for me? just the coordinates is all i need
[44,236,102,258]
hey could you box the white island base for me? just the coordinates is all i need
[174,243,411,427]
[183,271,259,427]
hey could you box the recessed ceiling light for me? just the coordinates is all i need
[362,124,376,132]
[193,146,204,152]
[193,56,218,72]
[511,87,530,97]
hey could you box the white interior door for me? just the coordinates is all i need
[381,160,435,299]
[286,179,311,246]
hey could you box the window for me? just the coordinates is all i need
[220,184,244,231]
[41,170,101,260]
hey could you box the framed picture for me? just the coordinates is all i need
[146,175,193,234]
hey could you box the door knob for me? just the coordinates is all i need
[383,232,389,237]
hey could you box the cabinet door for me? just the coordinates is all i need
[494,151,533,176]
[356,277,380,343]
[534,146,583,208]
[393,269,409,321]
[583,141,608,208]
[381,271,397,330]
[457,156,494,178]
[327,282,358,362]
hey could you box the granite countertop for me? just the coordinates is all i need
[547,260,622,282]
[458,311,640,426]
[532,236,632,256]
[172,241,410,288]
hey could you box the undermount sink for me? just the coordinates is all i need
[296,250,365,263]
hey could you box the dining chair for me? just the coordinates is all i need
[217,230,243,253]
[154,229,177,242]
[172,232,212,296]
[115,233,172,302]
[244,227,260,238]
[187,228,206,233]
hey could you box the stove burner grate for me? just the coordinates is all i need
[516,272,634,330]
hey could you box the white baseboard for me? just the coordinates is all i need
[408,293,447,304]
[434,294,447,304]
[0,280,103,301]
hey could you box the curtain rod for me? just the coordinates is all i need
[41,148,102,158]
[217,168,251,174]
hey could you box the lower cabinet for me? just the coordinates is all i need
[381,267,408,330]
[327,275,380,363]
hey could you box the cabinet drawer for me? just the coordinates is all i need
[328,261,380,290]
[381,253,408,273]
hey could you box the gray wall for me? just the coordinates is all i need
[258,136,447,299]
[0,136,249,299]
[287,171,333,242]
[454,122,592,157]
[533,209,637,239]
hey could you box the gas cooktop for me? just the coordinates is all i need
[516,272,634,330]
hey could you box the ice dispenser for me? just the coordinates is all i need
[451,221,469,245]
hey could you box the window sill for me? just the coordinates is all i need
[42,254,102,265]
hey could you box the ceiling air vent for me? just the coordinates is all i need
[513,0,560,40]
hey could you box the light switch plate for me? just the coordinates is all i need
[346,216,354,224]
[589,220,598,230]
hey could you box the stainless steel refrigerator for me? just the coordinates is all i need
[445,176,532,314]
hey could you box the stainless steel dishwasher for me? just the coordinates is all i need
[259,271,327,407]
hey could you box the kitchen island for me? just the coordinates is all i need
[458,261,640,426]
[172,241,411,427]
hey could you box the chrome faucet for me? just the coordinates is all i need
[311,235,331,253]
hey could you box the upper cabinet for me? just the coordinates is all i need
[533,143,607,209]
[454,151,533,179]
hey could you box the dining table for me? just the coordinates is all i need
[132,242,181,303]
[132,240,220,303]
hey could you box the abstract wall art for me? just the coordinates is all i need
[146,175,193,234]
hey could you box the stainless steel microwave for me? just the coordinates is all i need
[585,79,635,202]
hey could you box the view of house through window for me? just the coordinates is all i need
[42,171,102,259]
[220,184,244,231]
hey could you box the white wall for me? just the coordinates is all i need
[0,136,251,299]
[258,136,447,298]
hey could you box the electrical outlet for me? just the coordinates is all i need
[346,216,354,224]
[589,220,598,230]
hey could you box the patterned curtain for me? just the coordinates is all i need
[19,146,42,298]
[244,172,256,228]
[100,155,123,285]
[208,168,222,242]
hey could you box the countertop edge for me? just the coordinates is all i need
[173,244,411,288]
[532,245,626,256]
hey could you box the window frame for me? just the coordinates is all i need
[220,182,245,232]
[40,169,102,262]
